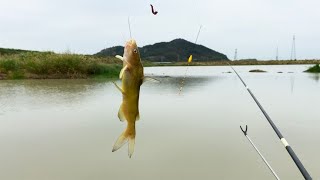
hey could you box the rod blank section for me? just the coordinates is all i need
[286,146,312,180]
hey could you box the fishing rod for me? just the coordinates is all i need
[179,25,202,94]
[240,125,280,180]
[228,62,312,180]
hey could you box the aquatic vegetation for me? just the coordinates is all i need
[0,52,121,79]
[304,64,320,73]
[249,69,267,72]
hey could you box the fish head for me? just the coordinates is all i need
[124,39,141,65]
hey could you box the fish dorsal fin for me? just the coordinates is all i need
[143,77,161,83]
[119,65,128,79]
[118,105,126,122]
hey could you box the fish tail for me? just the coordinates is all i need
[112,123,136,158]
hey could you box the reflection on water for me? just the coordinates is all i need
[308,73,320,82]
[290,75,295,93]
[0,65,319,180]
[151,76,220,94]
[0,79,109,113]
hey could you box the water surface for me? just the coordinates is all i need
[0,65,319,180]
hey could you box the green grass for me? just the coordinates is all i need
[304,64,320,73]
[0,52,122,80]
[0,47,38,56]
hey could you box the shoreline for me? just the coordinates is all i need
[1,53,319,80]
[155,60,320,66]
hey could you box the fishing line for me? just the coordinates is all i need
[121,32,127,45]
[194,25,202,46]
[228,62,312,180]
[128,16,132,39]
[178,25,202,94]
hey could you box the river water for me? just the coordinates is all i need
[0,65,319,180]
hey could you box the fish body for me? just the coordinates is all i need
[112,39,144,158]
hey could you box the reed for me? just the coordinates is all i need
[0,52,121,79]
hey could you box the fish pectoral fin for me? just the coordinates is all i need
[119,65,128,79]
[115,55,124,61]
[143,77,161,83]
[118,105,126,122]
[112,81,124,94]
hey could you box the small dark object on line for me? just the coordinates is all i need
[249,69,266,73]
[150,4,158,15]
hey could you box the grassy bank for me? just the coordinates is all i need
[0,52,122,80]
[2,49,320,80]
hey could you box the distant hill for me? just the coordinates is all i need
[95,38,229,62]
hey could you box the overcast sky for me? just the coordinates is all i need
[0,0,319,60]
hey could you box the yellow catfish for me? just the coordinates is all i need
[112,39,144,158]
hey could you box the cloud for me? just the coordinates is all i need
[0,0,320,59]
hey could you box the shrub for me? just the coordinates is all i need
[0,52,121,79]
[304,64,320,73]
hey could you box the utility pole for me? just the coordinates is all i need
[234,49,238,60]
[290,35,296,60]
[276,47,279,60]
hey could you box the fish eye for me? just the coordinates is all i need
[133,49,137,53]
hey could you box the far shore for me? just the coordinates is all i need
[1,51,319,80]
[154,59,320,66]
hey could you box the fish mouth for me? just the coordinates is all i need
[125,39,137,49]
